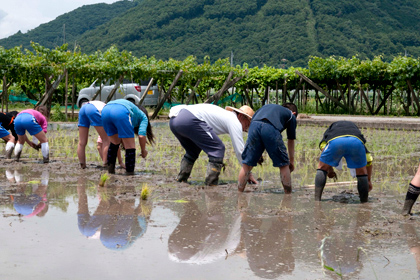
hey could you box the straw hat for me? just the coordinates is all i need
[225,105,254,119]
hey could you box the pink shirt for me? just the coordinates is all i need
[19,109,48,133]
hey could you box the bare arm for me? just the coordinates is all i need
[138,135,148,158]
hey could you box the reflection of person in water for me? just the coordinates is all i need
[314,203,370,277]
[168,191,241,264]
[238,194,294,279]
[404,223,420,276]
[77,179,149,250]
[10,170,49,218]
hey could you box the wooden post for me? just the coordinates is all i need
[205,71,233,104]
[282,76,287,104]
[91,79,107,101]
[151,70,183,119]
[296,71,347,110]
[105,75,124,103]
[71,74,76,119]
[407,80,420,116]
[275,81,279,104]
[186,79,201,105]
[139,78,154,106]
[64,70,68,121]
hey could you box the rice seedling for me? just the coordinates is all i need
[141,184,150,200]
[99,173,110,187]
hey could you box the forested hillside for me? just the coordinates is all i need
[1,0,419,67]
[0,1,138,50]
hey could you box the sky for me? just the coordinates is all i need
[0,0,118,39]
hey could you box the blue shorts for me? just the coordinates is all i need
[319,136,367,168]
[101,103,134,138]
[14,113,43,136]
[242,120,289,167]
[0,125,10,138]
[78,103,103,127]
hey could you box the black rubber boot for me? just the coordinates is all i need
[315,169,327,201]
[402,183,420,215]
[205,157,224,186]
[107,142,119,174]
[15,150,22,162]
[357,175,369,203]
[176,155,195,182]
[125,148,136,175]
[5,147,13,159]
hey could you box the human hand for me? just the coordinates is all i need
[29,142,38,150]
[247,173,258,184]
[289,163,295,172]
[327,170,337,181]
[141,149,148,158]
[368,181,373,192]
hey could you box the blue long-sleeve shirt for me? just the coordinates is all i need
[107,99,148,136]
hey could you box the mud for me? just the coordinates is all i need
[0,125,419,279]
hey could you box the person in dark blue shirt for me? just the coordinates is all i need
[238,103,297,193]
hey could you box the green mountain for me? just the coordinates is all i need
[1,0,420,67]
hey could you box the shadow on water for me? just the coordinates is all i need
[0,170,420,279]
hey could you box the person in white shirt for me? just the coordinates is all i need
[169,104,257,186]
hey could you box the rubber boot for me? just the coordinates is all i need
[357,175,369,203]
[315,169,327,201]
[107,142,119,174]
[176,155,195,182]
[14,143,23,162]
[402,183,420,215]
[205,157,224,186]
[41,142,49,163]
[125,148,136,175]
[5,142,14,159]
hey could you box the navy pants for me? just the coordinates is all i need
[169,109,225,161]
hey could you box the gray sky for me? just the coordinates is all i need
[0,0,118,39]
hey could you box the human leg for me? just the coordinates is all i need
[94,126,109,166]
[314,164,329,201]
[77,127,89,168]
[33,131,48,163]
[121,137,136,174]
[14,134,27,161]
[176,155,196,182]
[3,134,15,159]
[259,121,292,193]
[403,163,420,215]
[205,156,225,186]
[355,166,369,203]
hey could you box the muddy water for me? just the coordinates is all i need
[1,125,420,279]
[0,165,418,280]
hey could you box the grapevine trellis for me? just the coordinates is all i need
[1,43,420,119]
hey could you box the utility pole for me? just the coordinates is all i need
[230,50,234,67]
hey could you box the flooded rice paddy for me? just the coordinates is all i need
[1,124,420,279]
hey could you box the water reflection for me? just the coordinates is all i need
[404,223,420,278]
[7,169,49,218]
[168,191,241,264]
[314,203,371,277]
[238,194,294,279]
[77,178,150,250]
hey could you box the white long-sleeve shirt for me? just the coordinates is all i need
[169,104,244,164]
